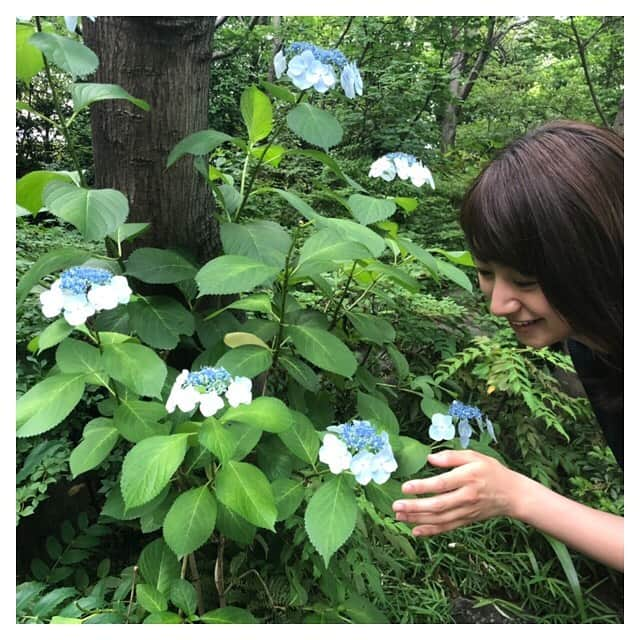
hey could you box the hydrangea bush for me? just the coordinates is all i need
[429,400,497,449]
[16,21,486,623]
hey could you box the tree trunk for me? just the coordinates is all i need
[613,93,624,136]
[441,48,465,153]
[84,17,220,265]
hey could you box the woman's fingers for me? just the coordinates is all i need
[394,487,477,522]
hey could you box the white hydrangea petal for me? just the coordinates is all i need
[350,450,375,485]
[111,275,132,303]
[394,157,411,180]
[319,434,352,474]
[40,285,64,317]
[175,386,200,413]
[166,370,189,413]
[63,304,93,326]
[274,49,287,78]
[87,283,119,310]
[369,156,396,181]
[199,391,225,417]
[225,377,252,407]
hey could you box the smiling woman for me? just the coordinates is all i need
[394,120,624,572]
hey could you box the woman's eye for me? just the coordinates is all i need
[476,269,493,278]
[514,280,538,288]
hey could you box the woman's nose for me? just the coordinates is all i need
[488,280,521,316]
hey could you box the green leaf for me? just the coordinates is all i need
[43,182,129,241]
[102,342,167,398]
[216,461,277,530]
[198,417,237,464]
[430,247,475,266]
[362,261,420,292]
[69,425,119,478]
[55,338,102,375]
[16,247,92,307]
[396,436,430,476]
[223,331,270,349]
[318,217,386,258]
[420,395,449,418]
[167,129,234,167]
[125,248,197,284]
[364,479,404,517]
[435,258,473,292]
[347,194,396,225]
[305,475,357,567]
[170,579,198,617]
[240,85,272,143]
[357,391,399,435]
[297,229,371,269]
[286,325,357,378]
[280,355,319,392]
[261,80,296,103]
[108,222,150,244]
[163,486,217,557]
[200,606,258,623]
[136,584,168,614]
[128,297,195,350]
[29,32,99,78]
[395,196,419,213]
[287,103,343,151]
[113,399,169,443]
[16,23,44,83]
[226,292,273,316]
[16,170,74,213]
[397,237,438,274]
[196,256,280,296]
[220,397,294,434]
[346,311,396,345]
[251,144,286,167]
[277,410,320,464]
[272,478,305,521]
[228,423,263,461]
[215,503,256,545]
[216,345,273,378]
[71,83,150,113]
[120,434,190,510]
[30,587,77,619]
[542,533,585,617]
[138,538,180,597]
[386,343,410,379]
[35,318,74,353]
[271,188,322,222]
[16,373,86,438]
[220,220,291,270]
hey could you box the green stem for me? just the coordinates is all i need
[269,225,301,376]
[328,261,358,331]
[345,275,384,311]
[35,17,87,189]
[233,91,305,221]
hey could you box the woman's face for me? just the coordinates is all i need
[475,260,573,348]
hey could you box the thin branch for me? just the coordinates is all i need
[211,17,260,61]
[214,16,229,30]
[334,17,354,49]
[188,554,205,616]
[569,17,610,127]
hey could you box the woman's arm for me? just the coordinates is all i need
[392,449,623,572]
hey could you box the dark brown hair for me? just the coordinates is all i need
[459,120,623,367]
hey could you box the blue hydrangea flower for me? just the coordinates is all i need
[369,152,435,189]
[39,266,131,326]
[428,401,497,448]
[274,42,363,98]
[166,366,252,417]
[319,419,397,485]
[428,413,455,441]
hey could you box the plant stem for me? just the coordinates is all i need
[233,92,305,221]
[125,565,139,623]
[328,261,358,331]
[188,554,205,616]
[214,535,226,608]
[345,275,384,311]
[35,17,87,189]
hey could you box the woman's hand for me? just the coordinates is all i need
[392,449,522,536]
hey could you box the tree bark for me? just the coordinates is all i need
[612,94,623,137]
[84,17,220,265]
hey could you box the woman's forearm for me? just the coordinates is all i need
[509,471,624,571]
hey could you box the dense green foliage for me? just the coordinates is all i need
[16,15,623,624]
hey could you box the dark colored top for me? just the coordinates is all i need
[567,339,623,469]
